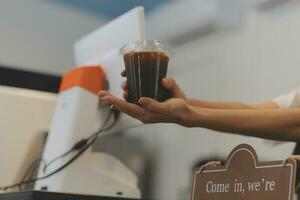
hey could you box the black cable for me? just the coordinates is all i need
[19,159,46,191]
[0,109,119,191]
[23,161,41,191]
[42,148,73,173]
[1,113,112,191]
[86,109,120,141]
[43,110,116,171]
[0,144,92,191]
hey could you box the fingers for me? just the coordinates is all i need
[121,81,128,90]
[99,92,172,124]
[98,90,114,98]
[121,70,126,77]
[98,90,116,106]
[123,91,129,100]
[121,81,129,100]
[138,97,170,114]
[101,95,145,118]
[162,77,186,99]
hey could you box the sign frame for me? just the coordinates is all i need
[192,144,297,200]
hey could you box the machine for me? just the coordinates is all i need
[35,7,145,198]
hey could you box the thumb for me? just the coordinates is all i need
[162,78,182,98]
[162,78,175,90]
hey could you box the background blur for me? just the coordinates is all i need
[1,0,300,199]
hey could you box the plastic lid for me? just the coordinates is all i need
[119,40,172,57]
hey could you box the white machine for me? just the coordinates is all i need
[35,7,145,198]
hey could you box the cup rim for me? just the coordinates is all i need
[119,40,173,57]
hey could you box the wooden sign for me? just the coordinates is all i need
[192,144,297,200]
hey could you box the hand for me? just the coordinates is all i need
[98,90,192,126]
[121,70,187,101]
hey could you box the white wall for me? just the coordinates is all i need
[126,5,300,200]
[0,0,108,75]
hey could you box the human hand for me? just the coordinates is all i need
[98,90,192,126]
[121,70,187,101]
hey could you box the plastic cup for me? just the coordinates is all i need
[120,40,172,104]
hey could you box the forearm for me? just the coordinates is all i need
[187,99,256,109]
[187,99,279,110]
[185,107,300,142]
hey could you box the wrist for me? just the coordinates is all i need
[184,106,215,128]
[186,97,193,103]
[179,105,205,127]
[186,98,205,107]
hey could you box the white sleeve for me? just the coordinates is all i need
[273,87,300,108]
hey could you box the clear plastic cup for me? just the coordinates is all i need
[120,40,172,104]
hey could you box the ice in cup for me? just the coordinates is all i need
[120,40,172,104]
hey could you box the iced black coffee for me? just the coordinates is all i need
[120,41,172,104]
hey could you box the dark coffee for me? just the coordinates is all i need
[123,51,170,104]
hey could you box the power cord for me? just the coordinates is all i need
[0,109,120,192]
[19,159,46,191]
[43,109,120,172]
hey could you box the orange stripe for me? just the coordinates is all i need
[59,65,105,94]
